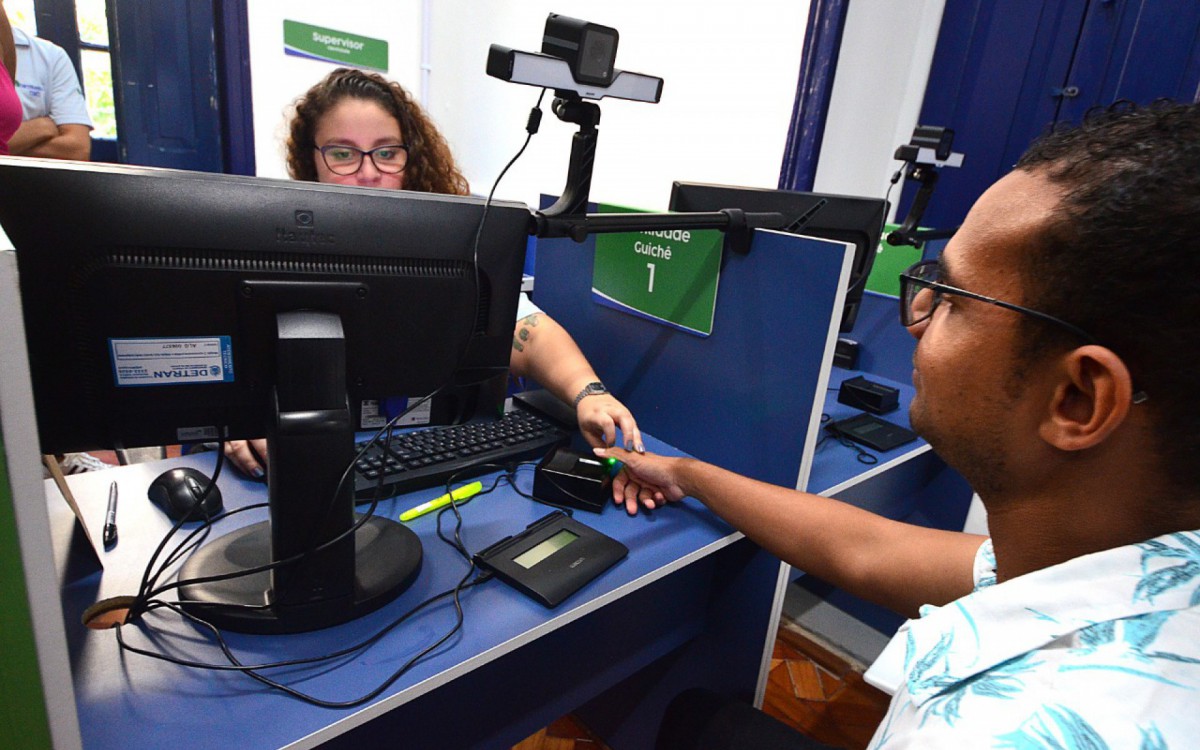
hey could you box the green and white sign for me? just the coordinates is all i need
[284,20,389,72]
[591,204,723,337]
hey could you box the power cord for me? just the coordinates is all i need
[818,413,878,465]
[110,87,556,707]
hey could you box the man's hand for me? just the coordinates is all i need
[577,393,644,453]
[594,446,689,515]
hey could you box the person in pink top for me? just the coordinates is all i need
[0,1,21,154]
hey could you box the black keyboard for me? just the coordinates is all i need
[353,408,570,501]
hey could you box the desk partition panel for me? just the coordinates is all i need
[532,206,852,492]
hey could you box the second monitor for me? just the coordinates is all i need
[668,182,888,332]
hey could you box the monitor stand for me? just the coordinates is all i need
[177,517,421,634]
[177,311,422,634]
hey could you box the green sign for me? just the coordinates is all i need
[283,20,389,72]
[591,204,723,337]
[865,223,923,297]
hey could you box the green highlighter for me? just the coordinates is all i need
[399,481,484,522]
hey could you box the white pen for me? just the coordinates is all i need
[102,481,118,548]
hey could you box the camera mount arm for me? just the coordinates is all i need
[886,164,958,247]
[530,207,789,256]
[532,94,791,253]
[540,96,601,218]
[886,126,964,249]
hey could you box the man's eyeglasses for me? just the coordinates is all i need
[316,143,409,176]
[899,259,1147,402]
[899,259,1093,339]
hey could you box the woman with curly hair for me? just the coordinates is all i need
[284,67,468,194]
[224,68,645,480]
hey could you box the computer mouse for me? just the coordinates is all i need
[147,467,224,522]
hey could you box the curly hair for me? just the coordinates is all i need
[1014,100,1200,489]
[285,67,469,195]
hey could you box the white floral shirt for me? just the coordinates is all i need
[869,531,1200,749]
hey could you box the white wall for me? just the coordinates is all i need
[813,0,946,219]
[425,1,810,211]
[248,1,811,210]
[245,2,942,216]
[246,0,422,180]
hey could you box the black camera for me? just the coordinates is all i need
[542,14,619,88]
[487,14,661,103]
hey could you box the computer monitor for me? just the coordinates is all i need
[0,157,531,633]
[668,182,888,332]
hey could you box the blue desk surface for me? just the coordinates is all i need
[808,368,929,497]
[49,433,751,750]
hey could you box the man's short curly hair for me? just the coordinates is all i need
[1014,100,1200,489]
[285,67,469,196]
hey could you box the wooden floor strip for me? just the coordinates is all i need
[514,622,892,750]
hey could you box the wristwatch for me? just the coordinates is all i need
[573,381,609,407]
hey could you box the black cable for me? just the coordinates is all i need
[818,413,878,465]
[145,385,463,604]
[116,86,554,708]
[117,570,494,708]
[463,86,549,367]
[494,460,582,516]
[133,440,232,615]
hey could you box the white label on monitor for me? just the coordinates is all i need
[109,336,234,387]
[360,397,433,429]
[177,425,220,441]
[360,399,386,430]
[392,397,433,427]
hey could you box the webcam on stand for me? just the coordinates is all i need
[487,14,663,103]
[488,14,788,252]
[886,126,965,249]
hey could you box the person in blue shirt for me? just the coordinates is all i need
[8,26,92,160]
[604,101,1200,749]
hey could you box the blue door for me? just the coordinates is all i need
[109,0,223,172]
[904,0,1200,230]
[16,0,253,173]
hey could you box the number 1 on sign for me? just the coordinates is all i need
[646,263,656,293]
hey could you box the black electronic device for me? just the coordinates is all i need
[826,413,917,452]
[487,14,662,103]
[353,408,569,501]
[833,338,860,370]
[512,388,579,429]
[542,14,620,88]
[669,182,888,332]
[0,157,530,634]
[837,376,900,415]
[147,467,224,522]
[491,15,787,247]
[533,447,612,513]
[887,125,965,249]
[474,511,628,607]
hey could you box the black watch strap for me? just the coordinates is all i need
[572,381,608,407]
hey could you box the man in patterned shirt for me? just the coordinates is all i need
[604,101,1200,748]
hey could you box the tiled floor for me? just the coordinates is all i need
[763,624,892,749]
[513,621,892,750]
[512,714,612,750]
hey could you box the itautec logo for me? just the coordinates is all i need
[275,209,335,245]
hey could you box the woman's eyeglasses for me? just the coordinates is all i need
[316,144,409,176]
